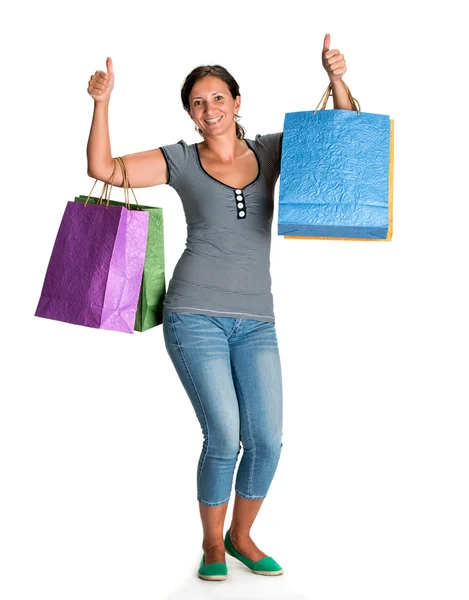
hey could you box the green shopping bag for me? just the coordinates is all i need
[75,157,166,331]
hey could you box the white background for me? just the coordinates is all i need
[1,1,468,599]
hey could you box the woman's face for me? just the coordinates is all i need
[187,75,241,138]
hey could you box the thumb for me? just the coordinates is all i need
[323,33,330,53]
[106,56,114,77]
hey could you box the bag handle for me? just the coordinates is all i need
[313,82,361,115]
[84,157,140,210]
[84,160,119,208]
[109,157,140,208]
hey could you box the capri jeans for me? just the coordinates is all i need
[162,309,283,506]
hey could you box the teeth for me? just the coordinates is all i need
[205,116,222,124]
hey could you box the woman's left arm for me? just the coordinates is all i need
[321,33,355,110]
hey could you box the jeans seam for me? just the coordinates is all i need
[168,312,210,495]
[234,490,267,501]
[198,494,231,507]
[226,318,240,341]
[231,358,256,497]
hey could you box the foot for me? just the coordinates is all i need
[202,542,226,565]
[227,528,268,562]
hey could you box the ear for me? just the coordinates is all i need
[235,95,241,112]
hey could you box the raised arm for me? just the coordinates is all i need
[86,57,169,188]
[321,33,355,111]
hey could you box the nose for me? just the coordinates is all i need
[204,99,218,116]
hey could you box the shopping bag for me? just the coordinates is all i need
[278,83,394,241]
[75,157,166,331]
[35,159,149,333]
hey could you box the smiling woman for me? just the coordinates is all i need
[85,37,354,582]
[180,64,246,139]
[157,65,282,318]
[157,77,284,580]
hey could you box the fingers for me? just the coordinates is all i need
[323,33,330,53]
[90,57,113,87]
[89,80,108,92]
[324,49,342,63]
[324,51,346,74]
[106,56,114,77]
[322,37,347,79]
[92,69,111,86]
[87,58,114,100]
[330,65,346,76]
[93,70,109,83]
[88,70,112,94]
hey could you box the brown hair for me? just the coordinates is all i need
[181,65,246,140]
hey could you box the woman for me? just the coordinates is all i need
[86,33,355,581]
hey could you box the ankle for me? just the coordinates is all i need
[202,539,225,552]
[228,527,251,542]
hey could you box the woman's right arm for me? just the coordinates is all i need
[86,57,168,189]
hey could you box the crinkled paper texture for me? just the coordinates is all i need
[75,196,166,331]
[278,109,391,239]
[35,201,149,333]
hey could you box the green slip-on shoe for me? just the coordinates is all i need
[197,554,228,581]
[224,531,284,576]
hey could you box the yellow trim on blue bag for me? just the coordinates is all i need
[386,119,394,241]
[284,119,394,242]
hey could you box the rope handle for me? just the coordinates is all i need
[313,82,361,115]
[84,157,140,210]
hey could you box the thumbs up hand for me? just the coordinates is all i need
[87,57,115,103]
[321,34,347,82]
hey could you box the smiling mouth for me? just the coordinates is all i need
[204,115,223,124]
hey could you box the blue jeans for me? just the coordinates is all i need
[163,310,283,506]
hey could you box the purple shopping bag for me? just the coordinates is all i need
[35,201,149,333]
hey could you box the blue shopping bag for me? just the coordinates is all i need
[278,83,394,241]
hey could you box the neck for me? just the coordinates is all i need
[200,131,245,163]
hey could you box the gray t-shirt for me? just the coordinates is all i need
[160,132,283,322]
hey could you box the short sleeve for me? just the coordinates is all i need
[159,140,189,189]
[254,132,283,174]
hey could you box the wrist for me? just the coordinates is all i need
[329,77,345,88]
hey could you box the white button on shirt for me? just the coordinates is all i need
[235,189,242,194]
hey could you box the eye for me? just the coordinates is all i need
[194,100,202,106]
[216,95,223,100]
